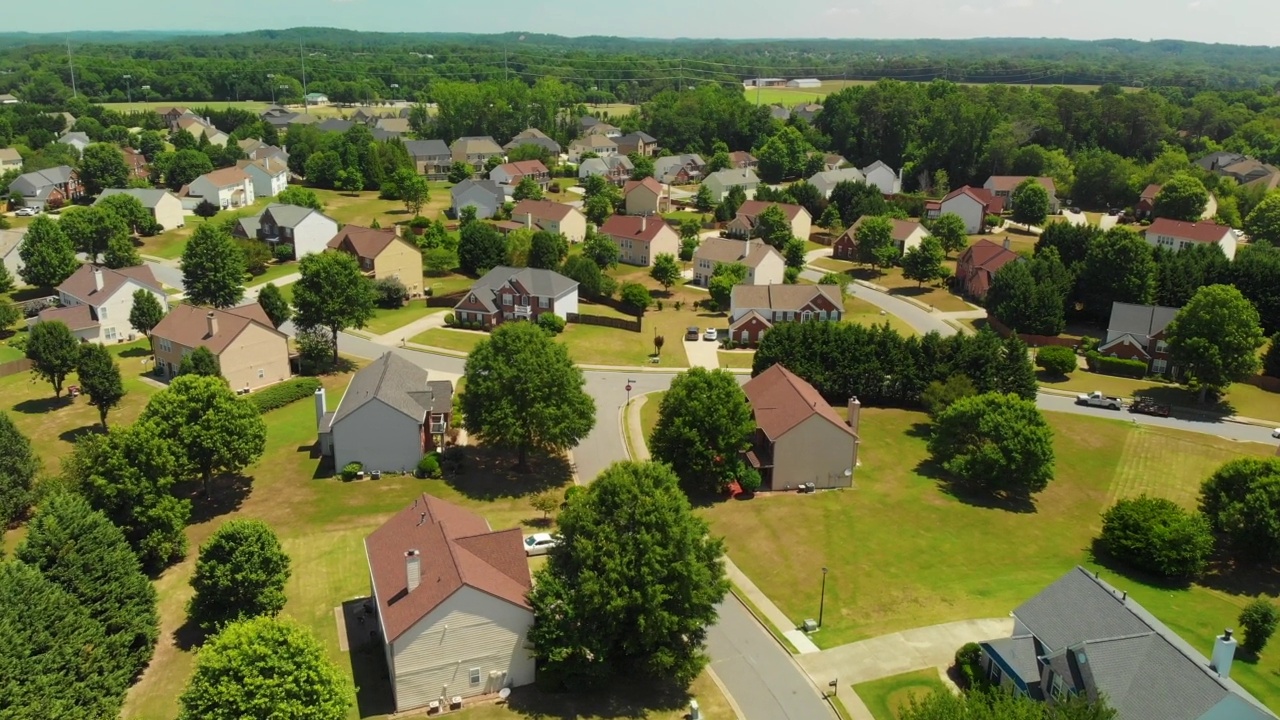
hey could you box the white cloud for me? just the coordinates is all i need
[825,5,861,14]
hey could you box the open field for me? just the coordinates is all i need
[743,81,1137,107]
[852,669,950,720]
[1037,367,1280,423]
[694,408,1280,712]
[100,100,352,118]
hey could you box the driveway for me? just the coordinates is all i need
[1203,193,1218,220]
[1098,213,1120,231]
[684,336,721,369]
[1060,209,1088,226]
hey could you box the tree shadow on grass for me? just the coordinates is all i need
[58,424,102,445]
[172,618,208,652]
[906,422,933,440]
[919,457,1038,514]
[178,473,252,525]
[1197,553,1280,601]
[13,395,70,414]
[442,446,571,501]
[341,598,396,718]
[118,345,151,358]
[504,677,696,720]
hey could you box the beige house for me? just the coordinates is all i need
[327,226,423,296]
[0,147,20,172]
[598,215,679,267]
[449,136,503,166]
[726,200,812,242]
[149,303,290,392]
[509,200,588,243]
[568,134,618,163]
[95,188,185,231]
[692,237,785,287]
[365,493,535,712]
[743,364,860,490]
[623,177,666,216]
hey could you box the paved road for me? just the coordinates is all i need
[1038,393,1277,443]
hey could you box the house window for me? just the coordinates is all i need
[258,368,265,379]
[503,295,512,306]
[105,327,118,341]
[539,297,549,309]
[1155,340,1167,353]
[158,338,172,353]
[801,311,813,321]
[521,295,529,306]
[1152,359,1167,374]
[98,306,108,320]
[1051,673,1066,701]
[990,664,1002,685]
[469,668,481,685]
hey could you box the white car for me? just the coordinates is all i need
[14,207,37,217]
[703,328,718,342]
[523,533,559,556]
[1272,428,1280,439]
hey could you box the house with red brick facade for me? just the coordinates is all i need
[1097,302,1181,376]
[453,266,579,329]
[955,238,1021,299]
[833,218,930,260]
[1137,184,1161,219]
[728,284,843,347]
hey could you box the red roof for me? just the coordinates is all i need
[599,214,670,243]
[623,177,663,197]
[942,186,1004,214]
[959,238,1020,273]
[497,159,547,176]
[1144,218,1232,244]
[365,494,531,643]
[744,365,856,440]
[736,200,806,223]
[1139,184,1162,202]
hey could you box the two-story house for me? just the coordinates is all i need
[833,218,930,260]
[155,106,190,132]
[1143,218,1236,261]
[725,200,812,242]
[450,136,503,167]
[861,161,903,195]
[450,179,506,220]
[233,204,339,260]
[808,167,866,199]
[1096,302,1181,376]
[924,186,1003,234]
[622,177,666,216]
[742,364,860,490]
[703,168,761,203]
[578,156,633,185]
[955,238,1021,299]
[175,115,229,147]
[7,166,83,210]
[654,154,706,185]
[983,176,1061,214]
[728,284,843,347]
[614,132,658,158]
[95,188,185,231]
[120,147,149,181]
[185,167,255,210]
[236,157,289,199]
[327,226,423,297]
[1136,183,1161,219]
[692,237,786,288]
[237,138,289,166]
[317,352,454,473]
[509,200,588,244]
[568,134,618,163]
[503,128,562,157]
[149,303,290,391]
[38,264,168,344]
[453,267,579,329]
[598,215,679,268]
[404,140,452,178]
[489,160,550,192]
[728,151,758,169]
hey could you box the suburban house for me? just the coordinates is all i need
[955,238,1021,299]
[728,151,758,169]
[374,118,411,137]
[503,128,562,156]
[327,226,424,296]
[176,115,229,146]
[1097,302,1180,376]
[703,168,761,203]
[769,105,791,121]
[1197,151,1280,193]
[233,204,339,260]
[808,167,867,199]
[450,136,504,166]
[654,154,705,185]
[581,119,621,138]
[155,106,189,131]
[39,264,168,344]
[792,103,823,124]
[979,567,1276,720]
[450,179,506,220]
[693,237,786,287]
[568,134,618,163]
[488,160,550,191]
[614,132,658,157]
[237,138,289,165]
[120,147,148,180]
[453,266,579,329]
[185,167,255,210]
[57,132,91,153]
[598,215,680,267]
[509,200,588,244]
[260,106,302,131]
[149,303,290,391]
[1136,184,1161,219]
[315,118,355,135]
[577,155,632,185]
[0,147,21,172]
[982,176,1061,214]
[729,284,843,347]
[0,93,20,104]
[362,493,534,712]
[1143,218,1237,261]
[405,139,452,178]
[7,165,82,210]
[0,229,25,279]
[833,218,930,260]
[726,200,812,241]
[862,161,902,195]
[821,154,847,172]
[95,188,185,231]
[236,157,289,199]
[925,186,1004,234]
[317,352,453,472]
[741,364,860,490]
[622,177,666,216]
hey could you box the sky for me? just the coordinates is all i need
[10,0,1279,47]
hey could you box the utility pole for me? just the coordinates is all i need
[66,39,77,98]
[504,49,509,81]
[755,68,762,107]
[299,39,308,113]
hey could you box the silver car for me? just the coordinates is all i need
[523,533,559,556]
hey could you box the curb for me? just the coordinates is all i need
[705,668,747,720]
[1036,389,1278,429]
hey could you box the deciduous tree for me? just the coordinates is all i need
[447,161,472,184]
[650,368,756,495]
[1166,284,1266,399]
[1230,243,1280,334]
[693,183,714,212]
[457,220,508,275]
[1010,177,1050,226]
[1154,243,1230,308]
[512,175,544,202]
[1153,172,1209,221]
[18,215,79,288]
[1080,227,1156,320]
[1243,191,1280,245]
[929,213,968,256]
[708,261,747,311]
[1035,345,1077,376]
[649,253,681,291]
[178,346,222,378]
[854,215,895,266]
[188,519,291,632]
[0,411,38,528]
[25,320,80,397]
[256,282,292,328]
[182,224,246,308]
[753,204,793,249]
[292,251,377,364]
[561,255,615,299]
[275,186,323,211]
[1099,495,1214,579]
[390,168,429,214]
[1199,457,1280,562]
[78,142,130,196]
[1239,599,1279,655]
[927,392,1055,500]
[77,343,125,428]
[901,235,946,286]
[60,205,130,265]
[125,289,164,337]
[582,229,620,269]
[165,148,214,190]
[529,230,568,270]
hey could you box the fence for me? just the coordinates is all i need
[986,317,1081,348]
[425,291,468,308]
[1247,374,1280,393]
[579,296,644,318]
[567,313,642,333]
[0,358,32,378]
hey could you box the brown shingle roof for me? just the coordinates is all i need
[985,175,1057,196]
[196,166,250,189]
[365,494,532,642]
[623,177,663,197]
[326,225,401,259]
[511,199,576,222]
[734,200,806,223]
[599,215,670,243]
[848,217,927,243]
[498,160,548,176]
[1144,218,1233,244]
[1140,184,1162,202]
[150,303,281,354]
[694,237,781,268]
[943,186,1004,214]
[57,264,161,307]
[959,238,1020,272]
[744,364,856,441]
[730,284,842,313]
[37,304,98,331]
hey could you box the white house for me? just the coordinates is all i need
[96,188,185,231]
[703,168,761,203]
[236,157,289,199]
[567,134,618,163]
[186,167,255,210]
[37,264,168,344]
[861,161,902,195]
[57,132,91,153]
[924,186,1002,234]
[808,167,866,199]
[692,237,786,287]
[363,494,535,712]
[1143,218,1237,261]
[0,229,24,280]
[232,204,339,260]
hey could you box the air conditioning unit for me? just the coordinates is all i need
[803,618,818,633]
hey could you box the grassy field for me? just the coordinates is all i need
[718,351,755,369]
[411,327,484,353]
[845,296,916,336]
[693,408,1280,712]
[852,669,950,720]
[100,100,351,119]
[1038,367,1280,423]
[742,81,1136,107]
[363,303,446,337]
[812,257,975,313]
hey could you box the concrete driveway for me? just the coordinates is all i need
[1098,213,1120,231]
[683,334,722,369]
[1060,209,1088,226]
[797,618,1014,687]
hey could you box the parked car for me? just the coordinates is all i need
[1272,428,1280,439]
[523,533,559,556]
[685,326,700,341]
[14,207,37,216]
[1069,206,1081,213]
[703,328,718,341]
[1076,391,1123,410]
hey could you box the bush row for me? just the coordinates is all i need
[249,377,323,413]
[1084,351,1148,379]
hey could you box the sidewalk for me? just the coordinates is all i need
[797,617,1013,686]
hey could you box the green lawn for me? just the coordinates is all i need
[852,669,950,720]
[410,327,485,354]
[810,257,975,313]
[362,302,445,337]
[662,210,710,224]
[1038,368,1280,423]
[0,342,23,364]
[640,391,665,443]
[845,296,916,336]
[718,351,755,369]
[246,261,299,287]
[697,408,1280,712]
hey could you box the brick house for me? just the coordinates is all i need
[7,165,83,210]
[955,238,1021,299]
[833,218,930,260]
[120,147,149,181]
[742,364,860,490]
[453,266,580,329]
[1096,302,1181,376]
[489,160,550,191]
[1136,184,1161,219]
[728,284,843,347]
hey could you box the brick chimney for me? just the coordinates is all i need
[847,396,861,434]
[641,214,647,233]
[405,549,421,592]
[92,266,104,292]
[205,311,217,338]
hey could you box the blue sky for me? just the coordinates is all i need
[12,0,1277,46]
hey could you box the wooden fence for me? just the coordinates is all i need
[579,297,644,318]
[567,313,642,333]
[986,317,1081,348]
[0,358,32,378]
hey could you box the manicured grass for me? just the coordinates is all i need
[443,669,733,719]
[1039,369,1280,423]
[558,309,696,368]
[662,209,710,224]
[698,408,1280,712]
[410,327,485,354]
[362,302,445,337]
[845,296,916,336]
[852,669,950,720]
[810,258,974,313]
[718,351,755,368]
[0,342,22,363]
[640,391,665,443]
[141,199,273,259]
[245,260,299,287]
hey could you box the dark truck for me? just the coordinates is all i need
[1128,397,1171,417]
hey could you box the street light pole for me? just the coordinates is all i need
[268,74,276,105]
[123,74,132,109]
[818,567,828,628]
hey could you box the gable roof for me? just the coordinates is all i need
[495,159,548,177]
[1140,183,1162,202]
[315,118,355,134]
[326,225,405,259]
[599,214,671,243]
[58,131,90,146]
[237,156,288,177]
[404,139,450,159]
[985,175,1058,195]
[9,165,75,196]
[707,168,761,187]
[0,147,20,163]
[862,160,894,175]
[259,203,334,229]
[847,217,927,243]
[96,188,178,209]
[37,304,99,332]
[809,167,866,191]
[511,199,577,222]
[617,131,657,144]
[365,493,532,643]
[743,364,856,441]
[959,238,1020,273]
[1107,302,1179,339]
[736,200,806,223]
[194,166,250,190]
[57,264,161,306]
[695,237,781,268]
[462,266,579,312]
[1144,218,1233,244]
[150,302,281,354]
[731,283,842,314]
[451,179,504,205]
[573,134,617,150]
[451,136,502,155]
[942,185,1003,213]
[331,351,446,426]
[623,177,663,197]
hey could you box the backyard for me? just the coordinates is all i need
[852,669,951,720]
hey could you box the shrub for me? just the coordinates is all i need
[409,215,432,230]
[1239,598,1279,655]
[340,462,363,481]
[564,485,583,503]
[984,214,1002,229]
[443,312,455,327]
[619,282,651,311]
[137,216,163,237]
[1085,351,1148,379]
[737,467,762,494]
[536,313,566,334]
[549,181,561,193]
[249,377,322,414]
[1036,346,1077,376]
[954,642,984,689]
[194,199,219,218]
[1099,495,1214,579]
[416,453,441,479]
[374,277,409,309]
[271,243,295,262]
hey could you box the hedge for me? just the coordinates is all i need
[249,377,323,413]
[1084,351,1148,379]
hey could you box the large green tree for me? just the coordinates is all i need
[854,215,895,266]
[182,223,246,308]
[25,319,80,397]
[1154,243,1230,308]
[1200,457,1280,563]
[255,282,292,328]
[457,220,508,275]
[18,215,79,288]
[1242,190,1280,245]
[527,460,728,688]
[930,213,968,256]
[177,616,351,720]
[1099,495,1214,579]
[16,490,160,679]
[140,374,267,495]
[95,194,150,235]
[528,230,569,270]
[1166,284,1266,400]
[1230,243,1280,334]
[461,322,595,470]
[708,261,748,311]
[649,253,681,291]
[0,411,39,528]
[78,142,130,196]
[292,250,377,364]
[165,148,214,190]
[1152,172,1209,221]
[927,392,1055,500]
[60,205,130,265]
[188,519,292,632]
[1079,227,1156,321]
[1010,177,1050,226]
[752,204,794,249]
[901,235,946,286]
[77,342,126,428]
[650,368,756,495]
[582,229,620,269]
[178,345,222,378]
[129,288,165,336]
[275,186,323,211]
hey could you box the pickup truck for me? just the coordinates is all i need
[1076,391,1124,410]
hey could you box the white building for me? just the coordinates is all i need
[703,168,761,203]
[37,264,169,344]
[186,167,255,210]
[787,78,822,88]
[861,161,903,195]
[236,157,289,199]
[232,204,339,260]
[1143,218,1237,261]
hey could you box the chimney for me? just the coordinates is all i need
[1211,629,1237,679]
[847,397,861,434]
[525,213,532,230]
[1003,236,1011,251]
[641,214,647,232]
[206,311,217,338]
[92,266,103,292]
[405,550,421,592]
[314,388,327,429]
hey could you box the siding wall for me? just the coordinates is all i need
[772,414,857,490]
[219,323,291,391]
[375,240,424,295]
[293,214,340,258]
[153,195,186,231]
[332,398,424,473]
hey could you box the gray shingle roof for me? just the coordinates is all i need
[982,635,1041,688]
[1107,302,1179,339]
[259,203,332,229]
[96,187,175,209]
[462,267,579,314]
[331,352,446,426]
[405,139,450,159]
